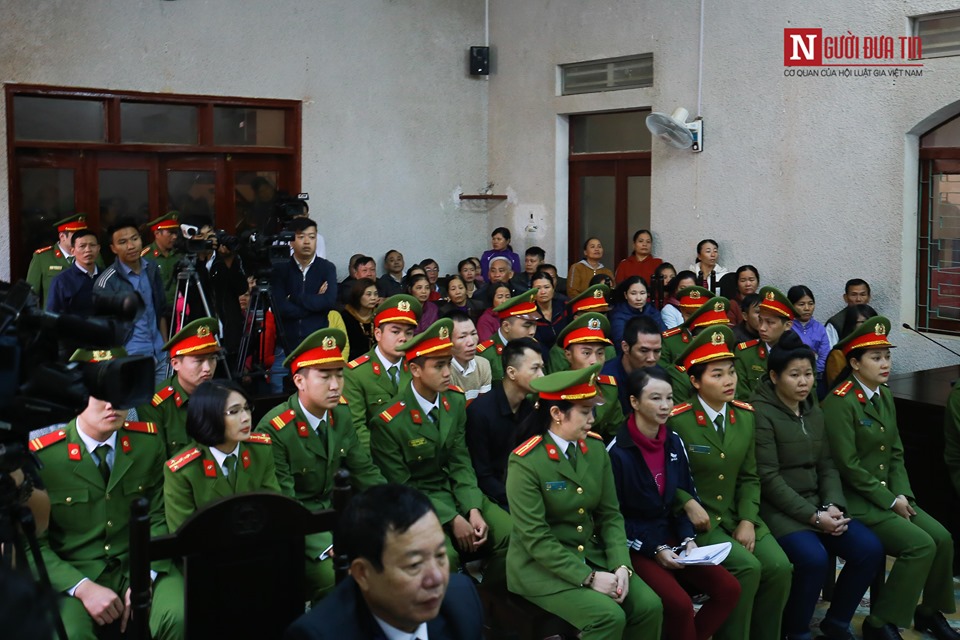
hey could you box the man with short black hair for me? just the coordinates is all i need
[27,213,94,307]
[466,337,542,508]
[825,279,872,346]
[284,484,482,640]
[47,229,101,316]
[601,314,663,414]
[476,289,540,382]
[515,246,546,289]
[447,310,492,401]
[94,217,170,382]
[340,255,376,305]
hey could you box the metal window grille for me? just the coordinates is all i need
[918,164,960,334]
[913,11,960,59]
[560,54,653,96]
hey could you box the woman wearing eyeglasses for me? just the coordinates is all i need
[163,379,280,531]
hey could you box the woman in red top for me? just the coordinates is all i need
[616,229,663,285]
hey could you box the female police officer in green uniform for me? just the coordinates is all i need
[163,379,280,531]
[506,364,663,639]
[823,317,958,640]
[667,325,792,640]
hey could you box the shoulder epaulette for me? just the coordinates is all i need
[33,245,53,255]
[597,375,617,387]
[378,401,406,424]
[737,339,760,351]
[123,421,158,434]
[247,433,272,445]
[833,381,854,397]
[29,429,67,452]
[670,402,693,417]
[140,247,151,257]
[338,395,349,405]
[347,354,370,369]
[166,447,201,472]
[269,409,297,431]
[731,400,754,412]
[662,327,682,338]
[476,339,495,353]
[586,431,604,441]
[447,384,465,394]
[513,435,542,456]
[151,386,175,407]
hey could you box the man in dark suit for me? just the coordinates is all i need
[284,484,483,640]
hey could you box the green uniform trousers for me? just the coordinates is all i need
[697,527,792,640]
[60,569,184,640]
[303,530,336,603]
[869,505,955,628]
[442,495,511,589]
[523,574,662,640]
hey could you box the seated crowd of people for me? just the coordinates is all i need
[19,214,960,640]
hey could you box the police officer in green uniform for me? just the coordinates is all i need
[29,347,183,640]
[370,318,511,586]
[734,286,797,400]
[667,326,792,640]
[664,295,731,405]
[26,214,89,307]
[342,294,421,450]
[823,317,958,640]
[553,312,625,440]
[256,328,385,602]
[506,364,663,639]
[657,285,714,368]
[477,289,540,382]
[141,212,183,307]
[944,381,960,496]
[138,317,220,457]
[163,379,280,532]
[546,283,614,374]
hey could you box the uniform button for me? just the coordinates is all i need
[302,468,308,473]
[576,526,583,533]
[417,456,423,461]
[340,449,345,455]
[718,474,724,480]
[105,493,111,501]
[104,544,111,552]
[879,464,884,470]
[577,545,584,552]
[578,508,585,515]
[717,495,723,501]
[880,427,885,432]
[576,487,584,495]
[720,453,726,459]
[715,515,722,521]
[107,520,113,528]
[65,497,72,504]
[880,445,885,451]
[880,481,887,486]
[138,485,144,492]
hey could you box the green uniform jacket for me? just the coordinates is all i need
[141,243,184,307]
[27,244,73,307]
[477,333,506,381]
[342,349,412,450]
[734,339,767,399]
[546,343,616,375]
[943,382,960,495]
[138,376,193,458]
[371,384,482,525]
[751,378,845,538]
[658,326,693,370]
[667,397,770,539]
[163,437,281,532]
[667,363,694,406]
[821,377,914,525]
[29,419,170,592]
[505,433,630,597]
[592,376,626,440]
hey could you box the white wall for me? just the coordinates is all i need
[0,0,491,280]
[487,0,960,372]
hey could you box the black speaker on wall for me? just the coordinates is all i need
[470,46,490,76]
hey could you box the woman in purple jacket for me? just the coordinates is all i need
[479,227,521,280]
[609,367,740,640]
[787,285,831,398]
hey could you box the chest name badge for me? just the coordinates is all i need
[49,265,63,271]
[408,437,427,447]
[859,418,873,427]
[545,481,567,491]
[689,444,712,454]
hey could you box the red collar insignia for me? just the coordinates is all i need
[204,460,217,477]
[695,411,706,426]
[120,436,132,453]
[545,443,560,461]
[68,444,82,461]
[241,450,251,469]
[297,422,310,438]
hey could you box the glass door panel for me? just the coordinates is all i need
[98,170,151,231]
[626,176,652,254]
[167,171,217,222]
[579,176,617,267]
[19,167,76,276]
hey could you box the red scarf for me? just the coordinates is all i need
[628,414,667,496]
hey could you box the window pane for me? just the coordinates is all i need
[214,108,285,146]
[234,171,279,233]
[121,103,197,144]
[578,176,616,267]
[915,12,960,59]
[167,171,216,222]
[561,54,654,95]
[14,96,104,142]
[571,111,652,153]
[925,173,960,323]
[20,168,75,253]
[922,116,960,148]
[627,176,651,253]
[99,170,150,232]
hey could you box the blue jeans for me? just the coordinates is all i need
[777,519,884,639]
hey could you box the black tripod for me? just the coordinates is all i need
[235,277,289,387]
[168,254,231,378]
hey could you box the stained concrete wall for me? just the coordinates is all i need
[487,0,960,372]
[0,0,490,281]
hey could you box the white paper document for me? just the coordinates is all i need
[676,541,732,565]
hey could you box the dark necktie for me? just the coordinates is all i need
[388,366,399,391]
[714,414,725,441]
[95,444,112,484]
[223,454,238,489]
[428,407,439,424]
[871,394,881,410]
[566,442,578,470]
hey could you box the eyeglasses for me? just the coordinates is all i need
[224,404,253,417]
[424,267,439,273]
